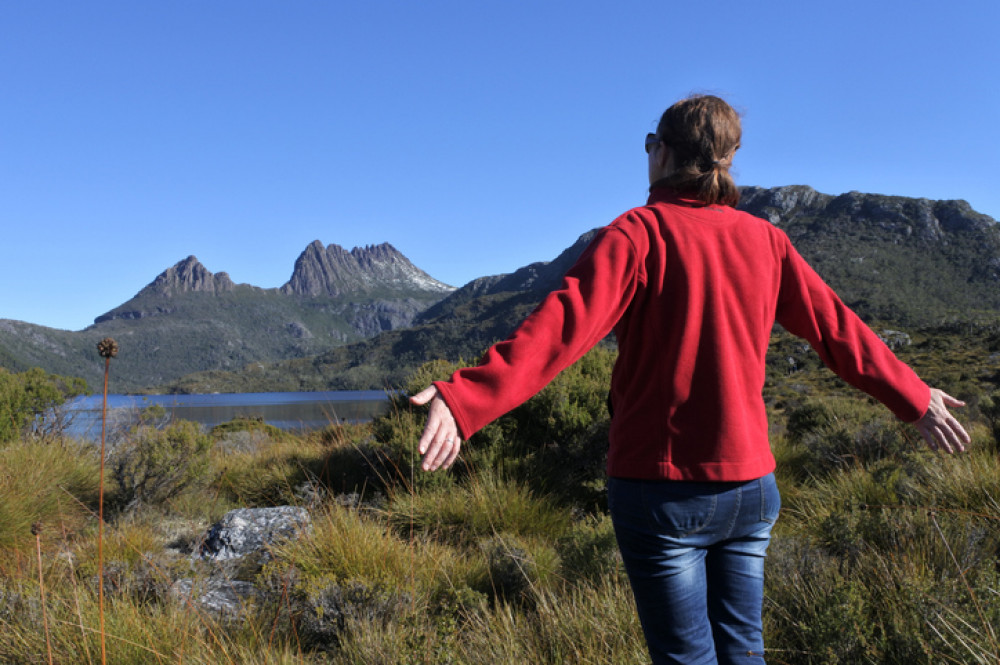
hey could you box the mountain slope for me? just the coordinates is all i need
[164,186,1000,394]
[0,242,454,392]
[738,186,1000,323]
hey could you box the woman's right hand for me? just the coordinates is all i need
[410,385,463,471]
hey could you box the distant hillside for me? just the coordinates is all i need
[0,242,454,392]
[5,186,998,395]
[738,186,1000,323]
[163,185,1000,394]
[163,232,601,394]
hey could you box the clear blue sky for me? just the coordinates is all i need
[2,1,998,332]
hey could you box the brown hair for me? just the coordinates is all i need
[656,94,741,206]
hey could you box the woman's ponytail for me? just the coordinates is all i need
[656,95,741,207]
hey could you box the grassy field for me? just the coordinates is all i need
[1,347,999,664]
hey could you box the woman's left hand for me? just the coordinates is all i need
[411,385,462,471]
[914,388,970,454]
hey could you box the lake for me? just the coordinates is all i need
[61,391,393,440]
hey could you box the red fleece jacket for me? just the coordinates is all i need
[434,188,930,481]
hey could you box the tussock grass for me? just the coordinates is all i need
[0,439,100,555]
[272,500,482,592]
[387,469,573,546]
[765,423,1000,665]
[1,343,998,663]
[323,577,647,665]
[212,433,334,508]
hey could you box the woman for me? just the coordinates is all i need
[411,94,969,664]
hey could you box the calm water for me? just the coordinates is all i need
[61,391,393,440]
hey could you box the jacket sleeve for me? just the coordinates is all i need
[774,235,929,422]
[434,226,639,439]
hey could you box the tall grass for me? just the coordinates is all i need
[0,350,998,663]
[0,438,100,554]
[765,402,1000,665]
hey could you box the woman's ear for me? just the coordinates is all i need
[659,144,675,172]
[651,143,676,180]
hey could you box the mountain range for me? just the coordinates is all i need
[2,185,999,394]
[0,242,453,392]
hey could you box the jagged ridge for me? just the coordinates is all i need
[280,241,453,297]
[8,240,456,391]
[739,185,997,245]
[162,185,1000,394]
[96,242,455,324]
[3,186,998,394]
[95,257,238,323]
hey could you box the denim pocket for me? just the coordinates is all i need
[759,473,781,524]
[644,482,719,538]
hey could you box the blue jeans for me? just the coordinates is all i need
[607,473,781,665]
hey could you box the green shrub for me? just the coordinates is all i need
[399,357,466,402]
[784,398,915,476]
[296,576,408,651]
[0,367,88,442]
[111,419,212,510]
[452,345,614,507]
[556,513,621,587]
[980,390,1000,451]
[210,414,288,443]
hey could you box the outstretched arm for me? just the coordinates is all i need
[411,386,462,471]
[914,388,970,454]
[410,226,640,471]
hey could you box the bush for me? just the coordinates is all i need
[481,535,541,605]
[556,514,621,587]
[210,414,288,443]
[784,398,915,476]
[0,367,88,442]
[111,419,212,510]
[297,577,408,651]
[980,390,1000,451]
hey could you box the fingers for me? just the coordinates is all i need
[916,388,970,454]
[412,386,462,471]
[917,425,939,452]
[422,432,461,472]
[938,391,967,409]
[419,413,461,472]
[921,423,954,454]
[410,385,439,407]
[945,418,970,453]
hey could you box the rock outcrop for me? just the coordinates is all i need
[140,256,236,297]
[94,256,237,323]
[169,506,313,617]
[738,185,997,245]
[281,241,453,297]
[197,506,311,562]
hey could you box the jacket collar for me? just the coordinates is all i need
[647,181,710,208]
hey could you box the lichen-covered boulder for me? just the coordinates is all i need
[168,577,257,616]
[198,506,311,562]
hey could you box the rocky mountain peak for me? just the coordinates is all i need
[737,185,830,224]
[280,241,454,297]
[142,256,236,297]
[93,256,236,323]
[738,185,997,241]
